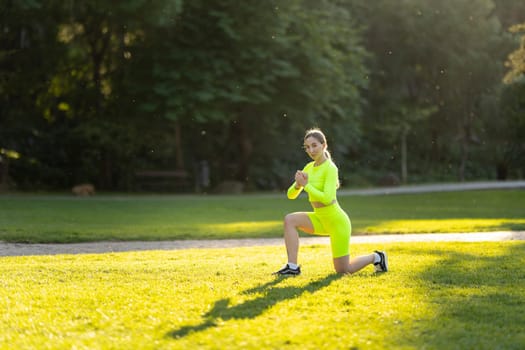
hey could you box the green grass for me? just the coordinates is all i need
[1,242,524,349]
[0,190,524,243]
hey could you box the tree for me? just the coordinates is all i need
[131,0,368,188]
[504,23,525,83]
[4,0,522,191]
[350,0,505,182]
[499,20,525,178]
[0,0,68,189]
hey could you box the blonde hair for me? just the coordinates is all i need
[304,128,331,159]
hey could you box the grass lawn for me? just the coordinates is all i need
[1,242,524,349]
[0,190,524,243]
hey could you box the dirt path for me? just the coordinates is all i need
[1,231,524,257]
[338,180,525,196]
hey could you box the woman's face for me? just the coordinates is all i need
[303,136,326,162]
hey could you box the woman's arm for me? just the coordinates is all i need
[303,165,338,204]
[287,181,303,199]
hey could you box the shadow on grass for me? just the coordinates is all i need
[392,242,525,349]
[167,273,341,339]
[495,221,525,231]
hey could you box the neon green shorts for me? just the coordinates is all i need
[306,202,351,258]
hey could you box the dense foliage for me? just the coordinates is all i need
[1,0,524,192]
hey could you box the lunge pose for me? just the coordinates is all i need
[274,128,388,275]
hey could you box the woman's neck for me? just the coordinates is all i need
[314,156,327,167]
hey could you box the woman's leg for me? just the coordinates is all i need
[333,254,376,274]
[283,212,314,264]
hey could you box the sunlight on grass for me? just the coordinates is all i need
[364,218,525,234]
[1,242,524,349]
[1,190,523,243]
[199,221,282,234]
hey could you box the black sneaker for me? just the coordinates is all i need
[273,264,301,276]
[374,251,388,272]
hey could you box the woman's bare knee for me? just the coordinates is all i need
[284,213,305,227]
[333,256,351,274]
[283,213,295,229]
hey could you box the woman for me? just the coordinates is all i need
[274,128,388,275]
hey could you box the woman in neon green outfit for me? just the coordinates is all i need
[274,128,388,275]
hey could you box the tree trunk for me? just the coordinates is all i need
[174,121,184,170]
[87,22,112,189]
[458,123,470,182]
[401,127,408,184]
[459,140,468,182]
[98,150,113,190]
[235,117,253,183]
[0,158,9,191]
[458,108,475,182]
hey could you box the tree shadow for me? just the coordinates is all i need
[167,273,341,339]
[391,242,525,349]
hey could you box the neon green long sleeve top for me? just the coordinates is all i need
[287,159,338,205]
